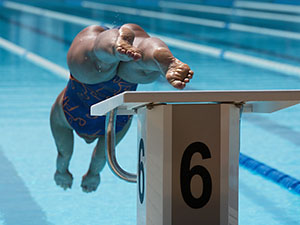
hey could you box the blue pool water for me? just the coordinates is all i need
[0,0,300,224]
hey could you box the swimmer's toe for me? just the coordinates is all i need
[115,27,142,61]
[166,61,194,89]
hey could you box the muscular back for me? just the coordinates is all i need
[67,25,119,84]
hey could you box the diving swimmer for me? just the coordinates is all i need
[50,23,194,193]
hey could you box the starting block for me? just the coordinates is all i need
[91,90,300,225]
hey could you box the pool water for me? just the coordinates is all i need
[0,0,299,224]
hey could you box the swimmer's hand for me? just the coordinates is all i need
[54,170,73,190]
[81,173,100,193]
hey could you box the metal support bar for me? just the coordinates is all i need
[105,108,137,183]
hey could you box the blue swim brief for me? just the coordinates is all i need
[63,74,138,137]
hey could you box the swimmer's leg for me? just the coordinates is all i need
[93,25,142,63]
[81,118,133,193]
[50,91,74,190]
[80,136,105,193]
[136,36,194,89]
[115,25,142,61]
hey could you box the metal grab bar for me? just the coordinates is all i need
[105,108,137,183]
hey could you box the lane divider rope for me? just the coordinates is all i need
[240,153,300,195]
[0,37,69,79]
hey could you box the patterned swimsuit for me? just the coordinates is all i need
[63,74,138,137]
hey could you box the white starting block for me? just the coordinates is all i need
[91,90,300,225]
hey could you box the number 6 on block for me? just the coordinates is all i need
[180,142,212,209]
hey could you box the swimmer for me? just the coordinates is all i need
[50,23,194,193]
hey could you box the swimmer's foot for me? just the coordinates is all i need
[153,47,194,89]
[81,172,100,193]
[54,170,73,190]
[115,27,142,61]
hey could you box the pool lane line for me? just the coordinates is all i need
[80,1,226,28]
[0,37,69,80]
[227,23,300,41]
[80,1,300,41]
[181,31,300,64]
[240,153,300,195]
[1,1,110,28]
[0,15,72,45]
[2,12,300,66]
[223,51,300,78]
[4,0,300,41]
[244,114,300,147]
[3,1,300,79]
[155,35,300,79]
[159,1,300,24]
[1,28,299,196]
[234,1,300,14]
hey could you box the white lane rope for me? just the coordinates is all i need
[159,1,300,24]
[80,1,300,40]
[234,1,300,14]
[0,37,69,79]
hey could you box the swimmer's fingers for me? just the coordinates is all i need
[81,184,98,193]
[54,170,73,190]
[81,173,100,193]
[61,183,72,190]
[81,185,96,193]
